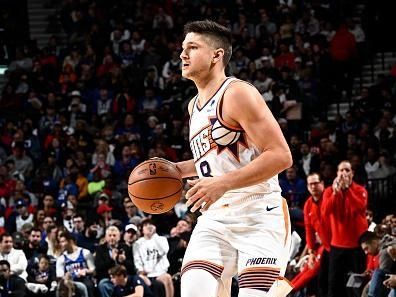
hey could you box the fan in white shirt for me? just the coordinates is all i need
[0,233,28,280]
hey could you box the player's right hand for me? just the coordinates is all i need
[185,176,229,212]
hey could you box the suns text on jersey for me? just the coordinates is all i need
[190,125,217,161]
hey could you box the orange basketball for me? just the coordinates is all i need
[128,159,183,214]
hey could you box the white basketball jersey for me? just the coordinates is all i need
[189,77,281,209]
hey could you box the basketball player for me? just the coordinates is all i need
[175,20,293,297]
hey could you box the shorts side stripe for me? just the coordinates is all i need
[238,267,280,292]
[181,260,224,279]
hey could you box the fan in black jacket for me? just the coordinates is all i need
[94,226,135,297]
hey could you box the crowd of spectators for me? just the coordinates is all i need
[0,0,395,296]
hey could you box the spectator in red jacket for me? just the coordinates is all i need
[274,43,296,70]
[291,173,330,296]
[329,24,357,95]
[330,24,357,62]
[323,160,368,297]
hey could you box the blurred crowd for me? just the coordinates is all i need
[0,0,395,296]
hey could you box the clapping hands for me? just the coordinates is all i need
[332,173,351,194]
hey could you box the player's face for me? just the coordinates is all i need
[180,33,216,79]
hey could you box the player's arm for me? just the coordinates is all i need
[220,82,292,188]
[175,97,198,178]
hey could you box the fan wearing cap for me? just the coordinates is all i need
[123,224,138,247]
[68,91,86,112]
[123,224,167,297]
[95,202,120,239]
[11,199,34,233]
[97,203,111,214]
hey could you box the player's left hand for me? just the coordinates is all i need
[185,177,228,212]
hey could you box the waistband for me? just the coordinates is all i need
[204,191,282,213]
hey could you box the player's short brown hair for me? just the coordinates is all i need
[184,20,232,66]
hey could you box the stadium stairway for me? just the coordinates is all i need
[325,1,366,121]
[326,52,396,121]
[353,52,396,92]
[27,0,65,49]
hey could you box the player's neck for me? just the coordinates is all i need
[195,73,227,105]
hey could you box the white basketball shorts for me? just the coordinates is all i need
[181,193,291,294]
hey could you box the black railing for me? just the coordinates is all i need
[362,50,396,87]
[366,173,396,219]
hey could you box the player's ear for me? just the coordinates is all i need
[213,48,224,64]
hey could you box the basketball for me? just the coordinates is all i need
[128,159,183,214]
[211,120,241,146]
